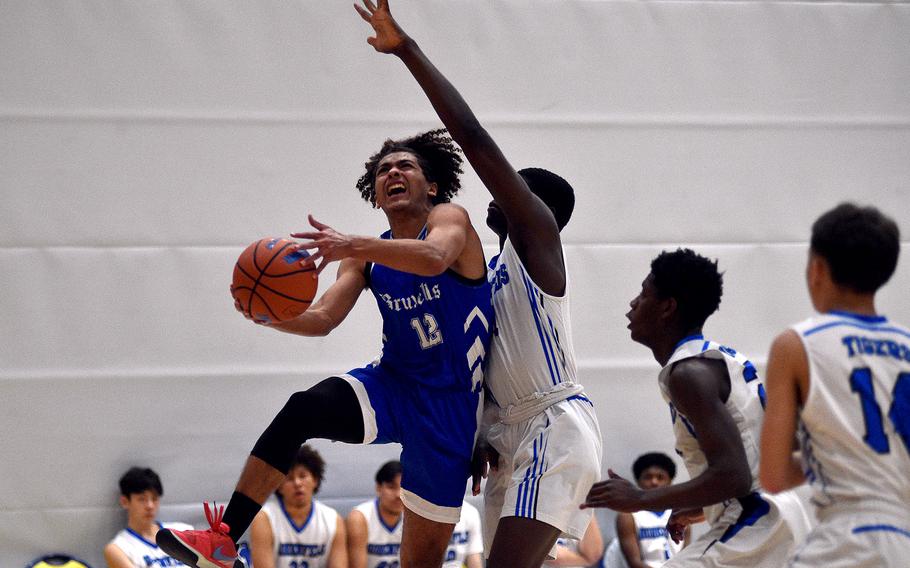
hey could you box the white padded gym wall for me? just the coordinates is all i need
[2,2,908,566]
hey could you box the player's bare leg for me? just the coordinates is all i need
[399,507,456,568]
[234,455,287,504]
[486,517,561,568]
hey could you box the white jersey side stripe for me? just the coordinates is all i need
[546,311,570,378]
[519,267,560,385]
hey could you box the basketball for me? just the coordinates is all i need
[231,237,318,323]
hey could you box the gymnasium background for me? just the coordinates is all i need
[2,1,909,566]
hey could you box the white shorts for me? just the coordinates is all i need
[482,396,603,556]
[666,489,813,568]
[789,509,910,568]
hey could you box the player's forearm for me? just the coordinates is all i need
[639,463,751,511]
[761,453,805,493]
[269,305,337,336]
[347,235,450,276]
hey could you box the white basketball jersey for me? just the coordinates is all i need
[353,499,402,568]
[793,312,910,515]
[442,501,483,568]
[110,522,192,568]
[658,335,765,523]
[630,509,681,566]
[486,239,581,407]
[262,498,339,568]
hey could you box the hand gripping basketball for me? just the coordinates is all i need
[230,237,318,324]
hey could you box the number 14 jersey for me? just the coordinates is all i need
[793,312,910,514]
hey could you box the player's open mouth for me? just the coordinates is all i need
[387,182,406,196]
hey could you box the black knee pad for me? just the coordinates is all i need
[250,377,364,473]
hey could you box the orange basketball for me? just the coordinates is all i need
[231,237,318,323]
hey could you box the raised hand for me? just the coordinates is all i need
[579,469,645,512]
[353,0,410,55]
[291,215,355,275]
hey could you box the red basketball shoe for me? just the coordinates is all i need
[156,502,240,568]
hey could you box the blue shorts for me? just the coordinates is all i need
[341,364,481,523]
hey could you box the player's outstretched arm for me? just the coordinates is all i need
[583,358,752,513]
[294,208,482,279]
[355,0,565,294]
[268,257,366,337]
[760,329,809,493]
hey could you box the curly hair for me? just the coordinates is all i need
[356,129,464,206]
[650,248,724,330]
[632,452,677,481]
[811,202,900,293]
[279,444,326,495]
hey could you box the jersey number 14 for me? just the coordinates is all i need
[850,368,910,454]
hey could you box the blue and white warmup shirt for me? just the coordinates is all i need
[261,497,339,568]
[485,238,582,408]
[110,522,192,568]
[793,312,910,518]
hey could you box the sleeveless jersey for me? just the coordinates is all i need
[261,497,339,568]
[353,499,402,568]
[368,227,494,392]
[109,522,192,568]
[658,335,766,523]
[486,238,581,407]
[793,312,910,516]
[630,509,681,566]
[442,501,483,568]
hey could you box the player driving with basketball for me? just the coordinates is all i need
[355,1,603,566]
[157,128,494,568]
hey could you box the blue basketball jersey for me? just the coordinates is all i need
[367,226,494,392]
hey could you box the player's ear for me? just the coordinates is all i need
[119,495,130,510]
[806,252,828,290]
[427,183,438,198]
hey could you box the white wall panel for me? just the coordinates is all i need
[3,120,909,247]
[2,1,910,567]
